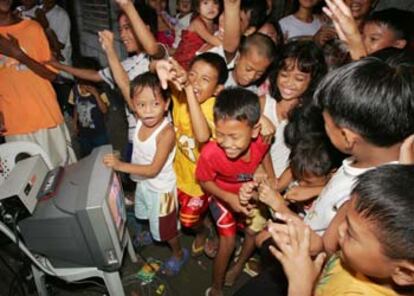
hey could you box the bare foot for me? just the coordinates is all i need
[207,287,224,296]
[224,262,243,287]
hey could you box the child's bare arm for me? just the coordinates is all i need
[191,18,222,47]
[322,200,349,255]
[103,125,175,177]
[47,59,102,82]
[200,180,251,216]
[98,30,133,110]
[277,167,293,192]
[284,185,324,203]
[223,0,241,55]
[323,0,367,60]
[261,152,277,188]
[115,0,165,59]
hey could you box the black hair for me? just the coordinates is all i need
[260,15,284,49]
[117,2,158,36]
[366,8,413,43]
[353,164,414,261]
[315,54,414,147]
[189,52,229,85]
[241,0,268,29]
[239,32,277,63]
[290,135,337,180]
[130,72,170,102]
[269,40,327,103]
[193,0,222,19]
[214,87,260,127]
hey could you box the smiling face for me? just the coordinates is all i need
[345,0,372,21]
[118,14,139,53]
[362,22,405,54]
[277,58,311,102]
[234,47,272,87]
[215,118,259,160]
[133,86,169,128]
[338,197,396,279]
[198,0,220,21]
[188,60,221,103]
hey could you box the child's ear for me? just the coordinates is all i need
[393,39,407,49]
[213,84,224,97]
[342,127,359,153]
[391,261,414,286]
[252,122,261,139]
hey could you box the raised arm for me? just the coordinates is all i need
[116,0,165,59]
[98,30,133,110]
[191,18,222,47]
[223,0,241,55]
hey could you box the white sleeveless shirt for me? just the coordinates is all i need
[130,118,176,192]
[263,95,291,178]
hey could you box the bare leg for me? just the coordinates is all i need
[210,234,236,296]
[168,235,183,258]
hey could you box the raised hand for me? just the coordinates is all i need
[155,58,188,90]
[114,0,133,10]
[98,30,115,53]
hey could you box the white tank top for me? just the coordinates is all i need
[263,94,291,178]
[130,118,176,192]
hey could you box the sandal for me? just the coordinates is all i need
[133,230,154,249]
[160,248,189,276]
[204,226,219,258]
[191,239,205,257]
[243,257,260,277]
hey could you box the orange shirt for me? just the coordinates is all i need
[0,19,63,136]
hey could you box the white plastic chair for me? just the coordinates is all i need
[0,141,53,185]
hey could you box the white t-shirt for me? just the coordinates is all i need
[173,12,193,49]
[225,70,258,92]
[279,14,322,40]
[262,95,290,177]
[99,53,150,142]
[304,158,372,235]
[130,118,176,192]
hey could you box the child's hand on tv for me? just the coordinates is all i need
[239,181,259,206]
[98,30,115,53]
[258,179,283,211]
[400,134,414,165]
[268,219,326,296]
[103,153,121,170]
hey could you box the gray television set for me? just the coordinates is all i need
[18,145,128,272]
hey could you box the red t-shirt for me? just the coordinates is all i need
[196,136,269,194]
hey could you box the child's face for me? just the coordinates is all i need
[188,60,221,103]
[178,0,192,14]
[322,111,349,154]
[0,0,12,14]
[277,58,311,101]
[258,23,278,44]
[298,172,328,187]
[345,0,372,21]
[133,86,169,128]
[338,197,395,279]
[363,22,405,54]
[118,14,139,53]
[215,119,259,160]
[234,47,272,87]
[198,0,220,21]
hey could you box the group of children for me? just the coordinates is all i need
[2,0,414,295]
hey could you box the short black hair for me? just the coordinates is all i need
[353,164,414,261]
[290,135,337,180]
[315,55,414,147]
[239,33,277,63]
[366,8,413,43]
[130,72,170,102]
[189,52,229,85]
[241,0,268,29]
[269,40,327,103]
[214,87,260,127]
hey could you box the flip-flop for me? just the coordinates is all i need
[204,236,218,258]
[191,239,205,257]
[160,248,190,276]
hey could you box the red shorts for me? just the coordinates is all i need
[209,198,244,237]
[178,190,210,228]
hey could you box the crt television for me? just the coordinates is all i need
[18,145,127,272]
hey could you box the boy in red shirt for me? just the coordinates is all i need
[196,87,270,296]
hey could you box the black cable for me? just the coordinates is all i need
[0,252,26,296]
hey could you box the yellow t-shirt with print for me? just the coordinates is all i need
[172,89,215,197]
[315,254,398,296]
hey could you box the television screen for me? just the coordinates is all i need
[108,173,126,240]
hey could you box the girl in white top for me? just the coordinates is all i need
[279,0,322,40]
[261,40,327,182]
[103,72,189,276]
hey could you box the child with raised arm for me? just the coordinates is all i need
[103,72,188,276]
[154,53,228,258]
[196,88,270,296]
[173,0,222,70]
[269,165,414,296]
